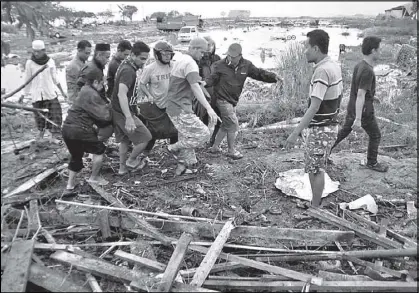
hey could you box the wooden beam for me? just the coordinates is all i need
[344,255,407,279]
[28,200,40,231]
[190,220,235,287]
[98,210,111,240]
[87,183,173,245]
[1,239,35,292]
[4,164,67,198]
[180,262,244,278]
[189,245,323,285]
[202,280,418,292]
[114,250,166,272]
[335,241,357,274]
[156,232,193,292]
[306,207,402,249]
[318,270,373,281]
[343,209,417,248]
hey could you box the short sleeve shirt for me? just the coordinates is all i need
[111,61,140,114]
[166,53,201,116]
[140,61,172,109]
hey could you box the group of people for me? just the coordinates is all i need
[20,28,387,207]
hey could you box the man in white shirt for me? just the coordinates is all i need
[22,40,67,142]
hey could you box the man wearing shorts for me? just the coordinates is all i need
[62,65,112,189]
[285,29,343,207]
[111,41,152,175]
[166,37,220,175]
[202,43,281,159]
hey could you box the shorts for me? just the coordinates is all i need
[32,98,62,134]
[112,109,152,145]
[216,99,239,133]
[97,124,114,142]
[63,137,106,172]
[302,125,338,174]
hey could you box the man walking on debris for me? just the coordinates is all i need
[331,36,389,172]
[111,41,152,175]
[166,37,221,175]
[77,43,113,143]
[106,40,132,99]
[285,29,343,207]
[66,40,92,103]
[193,36,222,146]
[138,40,178,157]
[62,65,112,189]
[202,43,281,159]
[22,40,67,143]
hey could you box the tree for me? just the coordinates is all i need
[98,9,114,23]
[118,4,138,22]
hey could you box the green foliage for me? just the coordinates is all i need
[117,4,138,22]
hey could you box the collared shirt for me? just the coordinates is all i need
[66,56,85,102]
[309,56,343,127]
[106,56,124,98]
[24,58,59,102]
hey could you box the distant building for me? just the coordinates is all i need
[385,2,417,19]
[228,10,251,19]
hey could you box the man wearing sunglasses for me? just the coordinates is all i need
[202,43,282,159]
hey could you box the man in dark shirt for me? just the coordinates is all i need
[202,43,281,159]
[111,41,152,175]
[106,40,132,98]
[331,36,388,172]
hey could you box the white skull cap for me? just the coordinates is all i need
[32,40,45,50]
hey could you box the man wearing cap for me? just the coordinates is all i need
[66,40,92,103]
[111,41,153,175]
[202,43,282,159]
[77,43,113,142]
[62,65,112,189]
[106,40,132,99]
[166,37,221,175]
[22,40,67,143]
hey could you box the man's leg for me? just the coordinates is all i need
[226,131,238,154]
[89,154,107,184]
[47,98,63,143]
[211,129,227,150]
[33,101,46,141]
[331,115,355,152]
[309,171,325,207]
[144,138,156,156]
[125,116,152,168]
[362,115,388,172]
[118,140,130,175]
[63,138,84,190]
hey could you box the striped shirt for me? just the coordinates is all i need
[309,56,343,127]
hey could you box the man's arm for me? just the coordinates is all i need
[202,63,220,87]
[106,61,117,97]
[248,62,279,83]
[353,69,373,129]
[66,64,79,100]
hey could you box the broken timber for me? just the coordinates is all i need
[1,139,35,155]
[156,232,193,292]
[180,262,244,278]
[189,245,323,285]
[190,219,235,287]
[1,239,35,292]
[306,207,402,249]
[4,163,67,198]
[88,182,172,245]
[114,249,166,272]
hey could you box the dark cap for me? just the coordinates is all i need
[95,43,111,51]
[226,43,242,57]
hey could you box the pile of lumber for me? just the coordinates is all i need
[1,181,417,292]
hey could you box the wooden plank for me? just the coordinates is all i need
[4,163,67,198]
[335,241,357,274]
[130,280,219,292]
[306,207,402,249]
[189,245,322,285]
[114,250,166,272]
[343,209,417,248]
[344,255,406,279]
[29,200,40,231]
[190,220,235,287]
[1,239,35,292]
[98,210,111,239]
[318,270,373,281]
[86,273,102,292]
[1,193,42,205]
[1,139,35,155]
[202,280,418,292]
[157,232,193,292]
[88,183,173,245]
[180,262,244,278]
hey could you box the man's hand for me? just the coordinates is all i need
[125,116,137,133]
[207,109,221,126]
[351,118,362,131]
[198,80,207,87]
[284,131,299,150]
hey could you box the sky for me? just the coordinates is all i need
[61,1,407,19]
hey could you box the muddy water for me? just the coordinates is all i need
[1,26,362,102]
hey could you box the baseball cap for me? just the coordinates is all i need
[226,43,242,57]
[32,40,45,50]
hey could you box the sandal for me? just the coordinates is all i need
[126,158,147,172]
[208,146,222,154]
[226,151,244,160]
[86,177,109,186]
